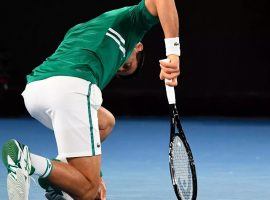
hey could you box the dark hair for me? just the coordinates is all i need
[118,50,145,79]
[134,50,145,75]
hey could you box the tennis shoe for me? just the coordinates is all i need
[2,139,34,200]
[45,187,66,200]
[39,177,67,200]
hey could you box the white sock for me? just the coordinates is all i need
[30,153,53,178]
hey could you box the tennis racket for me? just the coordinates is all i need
[163,59,197,200]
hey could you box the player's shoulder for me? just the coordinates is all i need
[144,0,158,16]
[93,1,149,20]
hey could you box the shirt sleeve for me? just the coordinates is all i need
[129,0,159,31]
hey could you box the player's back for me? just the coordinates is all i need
[27,0,158,89]
[58,6,131,55]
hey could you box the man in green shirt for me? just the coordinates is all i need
[2,0,180,199]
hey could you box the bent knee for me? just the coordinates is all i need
[98,107,115,130]
[107,112,115,129]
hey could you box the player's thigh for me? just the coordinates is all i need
[98,106,115,130]
[53,84,102,159]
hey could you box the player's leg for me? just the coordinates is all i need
[20,78,103,199]
[2,139,101,200]
[43,106,113,200]
[98,106,115,142]
[43,83,103,199]
[47,156,101,199]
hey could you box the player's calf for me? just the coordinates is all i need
[66,156,101,200]
[2,139,102,200]
[40,156,101,200]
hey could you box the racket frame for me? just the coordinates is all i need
[168,104,197,200]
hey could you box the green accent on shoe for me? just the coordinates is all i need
[2,139,21,172]
[30,166,35,176]
[2,139,33,177]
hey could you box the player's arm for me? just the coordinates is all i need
[145,0,180,86]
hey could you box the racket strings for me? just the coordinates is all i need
[172,136,193,200]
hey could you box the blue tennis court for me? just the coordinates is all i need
[0,117,269,200]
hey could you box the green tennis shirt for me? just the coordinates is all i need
[27,0,159,90]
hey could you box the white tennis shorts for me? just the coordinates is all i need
[22,76,102,158]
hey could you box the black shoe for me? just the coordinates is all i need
[39,177,66,200]
[45,186,66,200]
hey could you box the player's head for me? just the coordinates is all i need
[117,42,144,78]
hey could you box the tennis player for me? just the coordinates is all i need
[1,0,180,199]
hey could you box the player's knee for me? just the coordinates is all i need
[107,112,115,130]
[98,107,115,141]
[101,110,115,132]
[100,109,115,131]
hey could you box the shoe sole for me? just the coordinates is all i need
[7,168,30,200]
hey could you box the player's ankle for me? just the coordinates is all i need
[30,153,53,178]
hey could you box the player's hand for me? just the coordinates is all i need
[159,55,180,87]
[95,178,107,200]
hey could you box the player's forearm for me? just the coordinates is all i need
[148,0,179,38]
[146,0,181,86]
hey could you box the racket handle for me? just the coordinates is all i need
[165,79,176,105]
[161,59,176,105]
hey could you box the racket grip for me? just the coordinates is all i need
[165,79,176,104]
[161,59,176,105]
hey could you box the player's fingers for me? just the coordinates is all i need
[160,65,179,73]
[160,61,180,70]
[160,70,165,80]
[165,78,178,87]
[101,185,106,199]
[172,78,178,86]
[100,190,106,200]
[159,60,179,69]
[162,71,180,80]
[100,179,107,200]
[94,192,101,200]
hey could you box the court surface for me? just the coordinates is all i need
[0,117,269,200]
